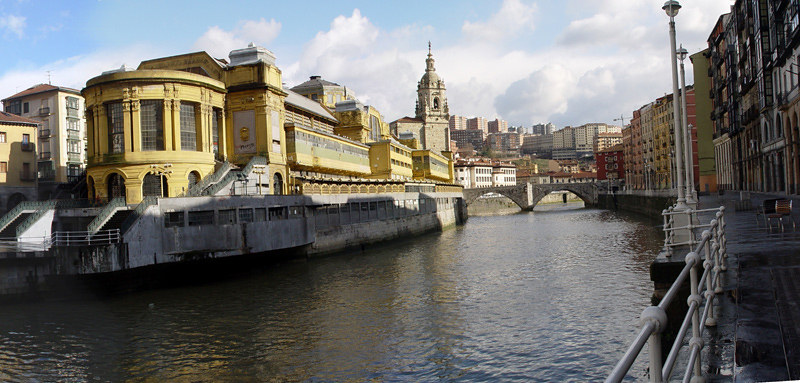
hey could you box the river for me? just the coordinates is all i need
[0,202,663,382]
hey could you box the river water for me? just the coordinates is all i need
[0,203,664,382]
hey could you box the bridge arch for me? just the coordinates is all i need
[462,182,598,211]
[462,185,529,210]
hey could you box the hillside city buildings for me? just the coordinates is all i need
[0,44,458,210]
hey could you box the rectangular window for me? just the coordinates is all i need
[107,102,125,153]
[66,96,79,110]
[68,140,81,154]
[238,208,253,223]
[212,108,220,155]
[165,212,184,228]
[140,100,164,151]
[22,134,29,144]
[271,110,281,153]
[180,103,197,151]
[188,210,214,226]
[218,209,236,225]
[0,132,5,143]
[255,208,267,222]
[23,102,29,114]
[0,162,6,173]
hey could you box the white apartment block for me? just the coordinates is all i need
[2,84,86,185]
[454,159,516,188]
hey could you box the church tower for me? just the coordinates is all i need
[415,43,450,153]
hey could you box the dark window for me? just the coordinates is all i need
[107,102,124,153]
[140,100,164,151]
[180,103,197,151]
[23,102,28,113]
[165,212,184,228]
[238,208,253,223]
[218,209,236,224]
[188,210,214,226]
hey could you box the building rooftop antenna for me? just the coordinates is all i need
[46,71,52,85]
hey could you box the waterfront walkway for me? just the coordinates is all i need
[697,191,800,382]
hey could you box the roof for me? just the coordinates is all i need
[284,89,338,123]
[0,111,40,125]
[2,83,81,102]
[291,76,342,92]
[392,116,423,124]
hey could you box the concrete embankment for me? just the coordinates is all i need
[0,192,467,300]
[595,192,676,219]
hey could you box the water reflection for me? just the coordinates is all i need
[0,206,663,382]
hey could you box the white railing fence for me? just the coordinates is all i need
[607,206,727,383]
[0,230,121,252]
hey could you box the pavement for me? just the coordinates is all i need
[694,191,800,382]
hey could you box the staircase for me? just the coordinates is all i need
[0,213,32,237]
[97,210,134,232]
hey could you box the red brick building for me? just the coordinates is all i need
[596,143,624,181]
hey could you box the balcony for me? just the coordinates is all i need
[39,129,50,138]
[38,107,50,116]
[21,142,34,152]
[39,151,51,160]
[19,171,36,182]
[38,168,55,181]
[67,153,82,163]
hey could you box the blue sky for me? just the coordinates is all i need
[0,0,733,127]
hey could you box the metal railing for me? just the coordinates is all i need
[51,229,120,247]
[0,230,121,252]
[204,156,266,196]
[607,206,727,383]
[15,200,57,237]
[86,197,127,234]
[661,207,722,253]
[0,201,48,234]
[119,195,158,234]
[180,161,233,197]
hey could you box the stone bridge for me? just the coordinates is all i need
[462,182,599,211]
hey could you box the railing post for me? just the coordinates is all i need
[704,230,717,327]
[716,209,727,271]
[687,251,704,380]
[686,208,695,246]
[641,306,668,383]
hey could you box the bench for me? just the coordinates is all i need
[766,199,796,232]
[755,198,779,226]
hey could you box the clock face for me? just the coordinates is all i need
[240,127,250,141]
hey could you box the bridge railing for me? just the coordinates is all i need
[607,206,727,383]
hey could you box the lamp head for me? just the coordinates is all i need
[677,46,688,61]
[662,0,681,18]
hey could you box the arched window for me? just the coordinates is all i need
[433,97,439,109]
[188,171,200,188]
[88,176,96,201]
[108,173,126,199]
[273,173,283,195]
[143,173,166,197]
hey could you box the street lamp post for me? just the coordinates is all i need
[678,45,696,204]
[252,164,267,195]
[149,164,173,198]
[664,0,687,210]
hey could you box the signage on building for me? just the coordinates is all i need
[233,110,256,154]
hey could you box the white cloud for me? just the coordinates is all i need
[462,0,537,42]
[193,18,281,59]
[0,44,161,100]
[0,14,26,38]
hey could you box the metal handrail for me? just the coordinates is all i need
[119,196,158,234]
[86,197,127,234]
[14,200,57,237]
[0,200,46,233]
[180,161,234,197]
[51,229,120,246]
[204,156,266,196]
[607,206,727,383]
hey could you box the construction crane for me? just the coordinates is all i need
[613,114,632,127]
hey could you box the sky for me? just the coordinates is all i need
[0,0,733,128]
